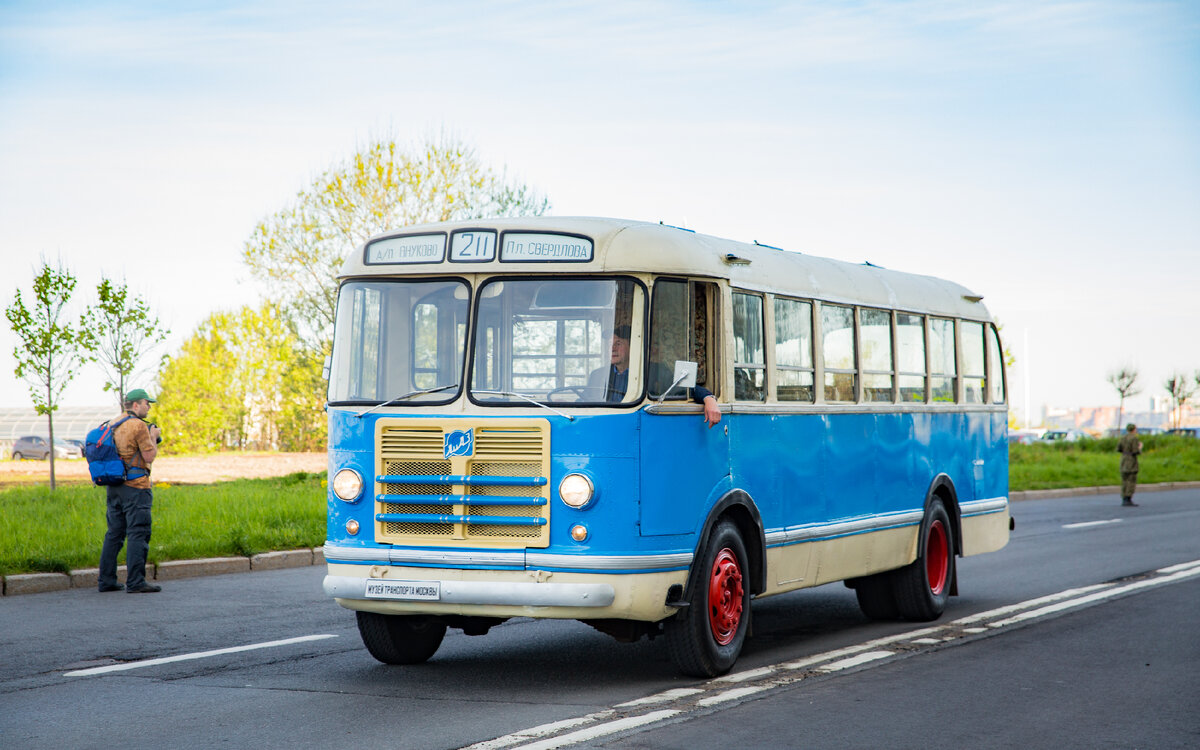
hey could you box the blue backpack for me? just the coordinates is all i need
[85,416,149,486]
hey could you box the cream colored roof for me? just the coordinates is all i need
[340,216,991,321]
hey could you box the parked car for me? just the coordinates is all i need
[10,436,84,460]
[1040,429,1088,442]
[1008,430,1042,445]
[1167,427,1199,438]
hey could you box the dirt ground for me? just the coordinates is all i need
[0,452,327,486]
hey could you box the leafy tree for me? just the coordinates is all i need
[243,135,549,353]
[1106,366,1141,434]
[79,278,169,409]
[1163,373,1196,430]
[155,304,325,453]
[4,261,88,490]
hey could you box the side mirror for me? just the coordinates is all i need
[672,360,697,389]
[657,361,698,405]
[322,355,332,381]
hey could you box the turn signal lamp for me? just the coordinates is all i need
[570,525,589,542]
[346,519,360,535]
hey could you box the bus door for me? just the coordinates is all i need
[639,279,729,536]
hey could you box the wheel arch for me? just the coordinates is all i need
[685,489,767,598]
[924,473,961,595]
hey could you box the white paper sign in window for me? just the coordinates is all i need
[450,230,497,262]
[366,234,446,264]
[501,233,593,262]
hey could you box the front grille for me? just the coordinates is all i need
[374,420,551,548]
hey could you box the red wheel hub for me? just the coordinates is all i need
[925,519,949,595]
[708,548,744,645]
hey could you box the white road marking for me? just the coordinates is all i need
[697,684,774,706]
[63,634,338,677]
[714,665,775,682]
[463,557,1200,750]
[819,651,893,672]
[1063,519,1122,529]
[507,710,681,750]
[615,688,703,708]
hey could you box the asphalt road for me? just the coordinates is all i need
[1,488,1197,749]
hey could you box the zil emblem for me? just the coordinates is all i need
[444,429,474,458]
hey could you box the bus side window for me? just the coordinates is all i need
[961,321,985,404]
[821,304,857,402]
[860,308,894,402]
[929,317,957,402]
[987,324,1006,404]
[732,292,765,401]
[773,297,814,402]
[896,313,926,402]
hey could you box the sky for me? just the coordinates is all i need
[1,0,1198,426]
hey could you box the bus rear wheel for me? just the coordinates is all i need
[665,520,751,677]
[356,611,447,665]
[854,572,900,620]
[894,499,955,621]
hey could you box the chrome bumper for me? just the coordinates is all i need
[323,575,616,608]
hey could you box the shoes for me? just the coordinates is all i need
[126,583,162,593]
[98,583,124,592]
[1121,500,1139,507]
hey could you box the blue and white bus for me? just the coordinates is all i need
[322,217,1010,676]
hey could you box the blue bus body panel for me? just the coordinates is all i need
[325,406,1008,572]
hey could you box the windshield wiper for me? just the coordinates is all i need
[355,383,460,418]
[472,390,576,422]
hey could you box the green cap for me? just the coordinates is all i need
[126,388,156,403]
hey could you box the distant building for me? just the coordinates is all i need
[0,406,114,456]
[1041,396,1188,435]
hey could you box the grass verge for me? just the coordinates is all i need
[2,440,1198,577]
[0,472,325,577]
[1009,434,1200,490]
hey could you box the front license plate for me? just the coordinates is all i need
[364,579,441,601]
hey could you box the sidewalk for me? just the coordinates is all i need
[4,481,1198,597]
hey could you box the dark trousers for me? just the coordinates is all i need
[99,484,154,589]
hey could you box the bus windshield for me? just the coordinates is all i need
[328,279,469,404]
[470,277,643,405]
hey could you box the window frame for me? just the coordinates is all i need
[731,289,767,402]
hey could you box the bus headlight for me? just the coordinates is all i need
[558,473,595,509]
[332,468,363,502]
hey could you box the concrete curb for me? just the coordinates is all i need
[1010,480,1200,501]
[1,546,325,597]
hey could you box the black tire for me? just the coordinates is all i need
[11,452,22,461]
[894,499,955,621]
[665,520,751,677]
[355,611,447,665]
[854,572,900,620]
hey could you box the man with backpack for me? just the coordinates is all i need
[97,388,163,593]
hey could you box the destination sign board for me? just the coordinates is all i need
[501,233,593,262]
[365,234,446,264]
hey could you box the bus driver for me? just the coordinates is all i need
[589,325,721,427]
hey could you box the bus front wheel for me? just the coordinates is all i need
[356,611,447,665]
[893,499,955,621]
[665,520,751,677]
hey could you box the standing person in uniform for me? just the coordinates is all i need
[98,388,163,593]
[1116,423,1143,507]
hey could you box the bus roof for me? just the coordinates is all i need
[341,216,992,321]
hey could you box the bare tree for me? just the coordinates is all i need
[1163,373,1196,430]
[1106,366,1141,435]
